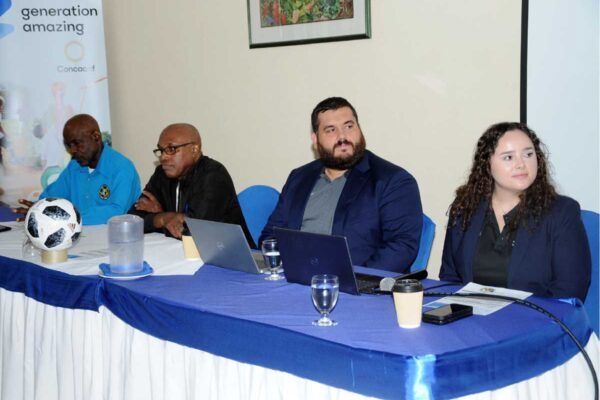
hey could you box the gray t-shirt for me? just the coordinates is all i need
[300,171,347,235]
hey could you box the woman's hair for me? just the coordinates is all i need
[449,122,557,231]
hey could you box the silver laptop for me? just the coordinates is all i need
[185,218,266,274]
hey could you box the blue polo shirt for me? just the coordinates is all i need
[40,145,141,225]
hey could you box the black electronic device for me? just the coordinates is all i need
[422,304,473,325]
[0,225,11,233]
[370,269,429,293]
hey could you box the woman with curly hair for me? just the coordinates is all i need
[439,122,591,301]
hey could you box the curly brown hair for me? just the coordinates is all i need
[449,122,557,231]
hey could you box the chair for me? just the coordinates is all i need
[581,210,599,334]
[40,165,62,189]
[409,213,436,272]
[237,185,280,247]
[0,206,17,222]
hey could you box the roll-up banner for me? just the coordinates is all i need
[0,0,110,205]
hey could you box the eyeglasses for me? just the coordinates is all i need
[153,142,195,157]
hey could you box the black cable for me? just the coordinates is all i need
[424,291,599,400]
[370,282,459,296]
[422,282,460,291]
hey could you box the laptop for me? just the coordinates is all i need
[185,218,266,274]
[274,227,427,295]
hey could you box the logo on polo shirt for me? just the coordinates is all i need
[99,184,110,200]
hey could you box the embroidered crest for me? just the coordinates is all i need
[99,184,110,200]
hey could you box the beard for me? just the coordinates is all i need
[317,135,366,170]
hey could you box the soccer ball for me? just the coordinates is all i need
[25,198,82,251]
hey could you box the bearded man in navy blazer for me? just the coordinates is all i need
[259,97,423,273]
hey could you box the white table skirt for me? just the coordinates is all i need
[1,288,598,400]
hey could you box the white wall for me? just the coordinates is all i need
[528,0,599,212]
[102,1,522,277]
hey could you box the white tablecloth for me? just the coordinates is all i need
[0,287,598,400]
[0,222,201,276]
[1,222,598,399]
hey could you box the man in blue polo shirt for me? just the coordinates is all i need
[12,114,141,225]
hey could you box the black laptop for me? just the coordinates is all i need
[274,227,426,295]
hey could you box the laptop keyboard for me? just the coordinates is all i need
[252,252,275,273]
[357,279,378,290]
[355,273,381,292]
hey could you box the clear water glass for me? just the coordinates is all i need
[22,236,39,261]
[311,274,339,327]
[261,238,284,281]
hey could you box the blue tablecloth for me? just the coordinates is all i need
[0,255,99,310]
[0,256,593,399]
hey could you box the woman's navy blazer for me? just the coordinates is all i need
[440,195,591,301]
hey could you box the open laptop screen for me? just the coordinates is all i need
[274,227,361,295]
[185,217,265,274]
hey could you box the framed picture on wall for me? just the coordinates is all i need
[247,0,371,48]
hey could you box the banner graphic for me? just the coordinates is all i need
[0,0,110,205]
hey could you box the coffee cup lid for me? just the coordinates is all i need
[392,279,423,293]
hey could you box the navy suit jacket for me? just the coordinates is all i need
[439,195,591,301]
[260,150,423,273]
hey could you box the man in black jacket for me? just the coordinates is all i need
[129,123,254,246]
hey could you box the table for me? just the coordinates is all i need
[0,223,598,399]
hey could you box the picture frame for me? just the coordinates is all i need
[247,0,371,48]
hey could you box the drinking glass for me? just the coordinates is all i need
[261,238,284,281]
[311,274,339,326]
[22,236,39,261]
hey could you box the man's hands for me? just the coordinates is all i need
[134,191,164,213]
[153,212,185,238]
[11,199,34,222]
[135,191,186,238]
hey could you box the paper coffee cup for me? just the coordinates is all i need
[392,279,424,328]
[182,235,200,260]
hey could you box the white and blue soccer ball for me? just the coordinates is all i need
[25,198,82,251]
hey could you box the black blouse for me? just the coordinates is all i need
[472,207,518,287]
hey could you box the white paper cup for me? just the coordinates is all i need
[392,279,424,328]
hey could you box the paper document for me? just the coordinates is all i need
[70,249,109,260]
[425,283,532,316]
